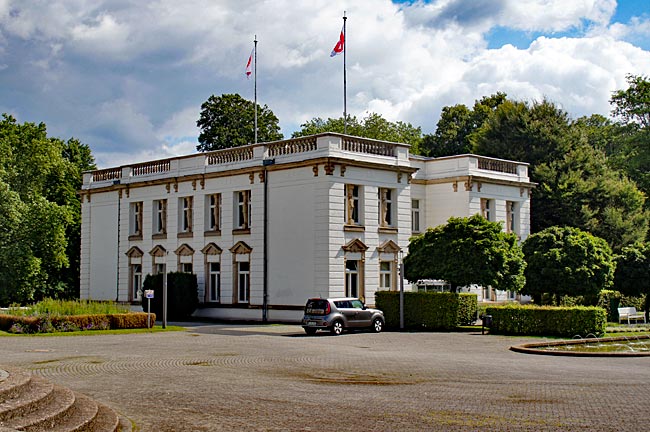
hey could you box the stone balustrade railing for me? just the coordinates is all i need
[477,157,518,175]
[342,137,395,157]
[267,136,317,157]
[132,160,171,176]
[92,167,122,181]
[207,147,254,165]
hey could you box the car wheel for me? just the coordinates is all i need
[372,318,384,333]
[304,327,317,335]
[330,320,344,335]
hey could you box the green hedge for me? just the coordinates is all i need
[485,304,606,337]
[375,291,478,330]
[0,312,156,333]
[142,272,198,320]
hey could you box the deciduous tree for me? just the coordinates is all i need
[404,215,525,293]
[522,226,615,304]
[197,93,283,151]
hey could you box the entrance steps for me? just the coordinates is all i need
[0,368,130,431]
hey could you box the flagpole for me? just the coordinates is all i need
[254,35,258,144]
[343,12,347,135]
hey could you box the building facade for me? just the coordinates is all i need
[80,133,533,321]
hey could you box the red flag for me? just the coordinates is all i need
[245,49,253,78]
[330,26,344,57]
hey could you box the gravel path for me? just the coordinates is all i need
[2,324,649,431]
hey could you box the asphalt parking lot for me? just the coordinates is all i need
[2,324,650,431]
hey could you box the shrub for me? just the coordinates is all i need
[597,290,622,322]
[0,312,155,333]
[142,272,198,320]
[375,291,477,330]
[485,304,606,337]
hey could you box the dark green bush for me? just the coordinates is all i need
[375,291,477,330]
[142,272,198,320]
[597,290,622,322]
[485,304,606,337]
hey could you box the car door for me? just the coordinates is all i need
[350,299,372,327]
[334,300,357,327]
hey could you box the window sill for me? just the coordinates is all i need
[232,228,251,235]
[378,227,398,234]
[152,233,167,240]
[177,231,193,238]
[128,234,142,241]
[204,230,222,237]
[344,224,365,232]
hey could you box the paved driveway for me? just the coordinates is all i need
[2,324,649,431]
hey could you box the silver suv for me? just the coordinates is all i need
[302,297,385,335]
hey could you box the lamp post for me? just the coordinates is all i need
[399,250,404,331]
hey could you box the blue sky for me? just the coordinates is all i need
[1,0,649,168]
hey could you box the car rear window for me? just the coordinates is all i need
[305,299,329,315]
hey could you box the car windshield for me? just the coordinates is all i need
[305,299,328,315]
[350,300,364,309]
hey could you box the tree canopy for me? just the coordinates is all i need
[522,226,615,304]
[404,215,525,292]
[0,114,94,305]
[420,93,506,157]
[292,112,423,153]
[196,93,283,152]
[613,242,650,316]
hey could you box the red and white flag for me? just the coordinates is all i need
[330,26,344,57]
[245,49,253,78]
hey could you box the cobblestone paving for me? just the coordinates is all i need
[2,324,649,431]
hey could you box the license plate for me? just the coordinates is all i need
[307,321,317,326]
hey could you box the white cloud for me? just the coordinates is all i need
[1,0,650,168]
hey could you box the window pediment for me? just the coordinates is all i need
[149,245,167,257]
[201,242,223,255]
[342,238,368,253]
[125,246,144,258]
[377,240,401,254]
[175,243,195,256]
[230,241,253,254]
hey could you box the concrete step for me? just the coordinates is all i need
[0,368,32,404]
[0,368,128,432]
[0,376,54,422]
[3,385,75,431]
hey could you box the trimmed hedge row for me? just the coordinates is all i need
[376,291,478,330]
[485,304,606,337]
[0,312,156,333]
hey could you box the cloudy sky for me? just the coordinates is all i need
[1,0,649,168]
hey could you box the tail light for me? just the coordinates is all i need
[325,302,331,314]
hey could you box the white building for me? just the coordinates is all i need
[80,133,532,321]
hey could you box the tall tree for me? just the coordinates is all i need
[404,215,525,293]
[0,114,91,304]
[533,143,649,250]
[613,242,650,319]
[608,75,650,202]
[522,226,615,304]
[421,93,507,157]
[292,112,423,153]
[197,93,283,152]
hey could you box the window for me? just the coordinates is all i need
[208,262,221,302]
[379,188,394,227]
[130,264,142,301]
[345,260,359,297]
[345,185,361,225]
[130,202,143,238]
[506,201,517,233]
[180,263,193,273]
[206,193,221,232]
[481,198,492,221]
[153,199,167,236]
[379,261,393,290]
[179,197,193,234]
[411,199,420,233]
[235,191,251,230]
[237,261,250,303]
[153,263,166,275]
